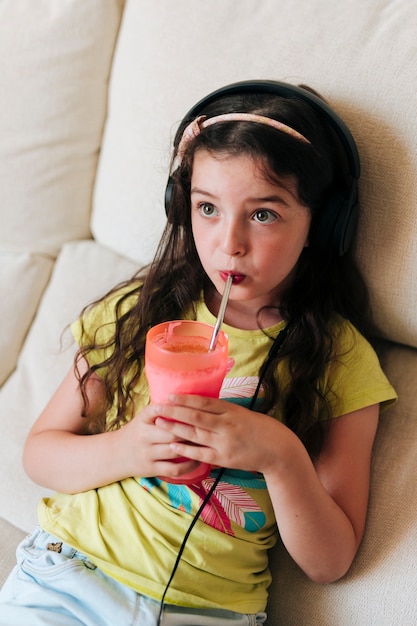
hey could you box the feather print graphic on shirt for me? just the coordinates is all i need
[220,376,259,399]
[140,477,193,514]
[219,376,263,409]
[139,470,266,537]
[190,470,267,536]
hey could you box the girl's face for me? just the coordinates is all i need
[190,150,311,326]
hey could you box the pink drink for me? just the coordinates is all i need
[145,320,228,484]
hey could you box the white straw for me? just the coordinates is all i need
[208,274,233,351]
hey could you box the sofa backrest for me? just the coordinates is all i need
[92,0,417,349]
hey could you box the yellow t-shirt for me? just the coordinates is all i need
[38,288,397,613]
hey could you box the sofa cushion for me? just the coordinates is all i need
[0,518,26,589]
[0,0,125,256]
[0,240,137,531]
[267,342,417,624]
[0,252,53,386]
[92,0,417,349]
[0,0,125,382]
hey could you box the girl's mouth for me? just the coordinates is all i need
[220,271,245,285]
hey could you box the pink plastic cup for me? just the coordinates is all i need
[145,320,228,484]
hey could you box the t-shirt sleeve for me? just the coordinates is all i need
[325,320,397,418]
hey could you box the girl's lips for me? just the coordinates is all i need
[220,271,245,285]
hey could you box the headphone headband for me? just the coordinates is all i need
[179,80,360,179]
[166,80,360,256]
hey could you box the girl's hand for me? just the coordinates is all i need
[118,401,206,481]
[23,361,203,492]
[151,393,288,475]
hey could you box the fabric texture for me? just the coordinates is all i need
[0,519,26,590]
[0,252,53,385]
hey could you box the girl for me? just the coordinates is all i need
[0,81,396,625]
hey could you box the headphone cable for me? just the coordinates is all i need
[156,321,293,624]
[156,467,225,625]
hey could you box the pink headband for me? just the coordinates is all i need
[176,112,311,163]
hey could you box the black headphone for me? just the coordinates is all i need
[165,80,360,256]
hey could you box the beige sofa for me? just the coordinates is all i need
[1,1,416,623]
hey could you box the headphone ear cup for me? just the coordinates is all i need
[165,174,175,218]
[310,182,359,255]
[332,192,359,256]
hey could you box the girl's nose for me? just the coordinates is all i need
[221,219,247,256]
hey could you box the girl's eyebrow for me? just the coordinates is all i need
[190,187,216,197]
[191,188,290,204]
[251,195,289,203]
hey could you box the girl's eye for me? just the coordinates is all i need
[253,210,277,224]
[199,202,218,217]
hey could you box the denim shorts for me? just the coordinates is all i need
[0,526,267,626]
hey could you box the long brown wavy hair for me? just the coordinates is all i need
[75,87,373,458]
